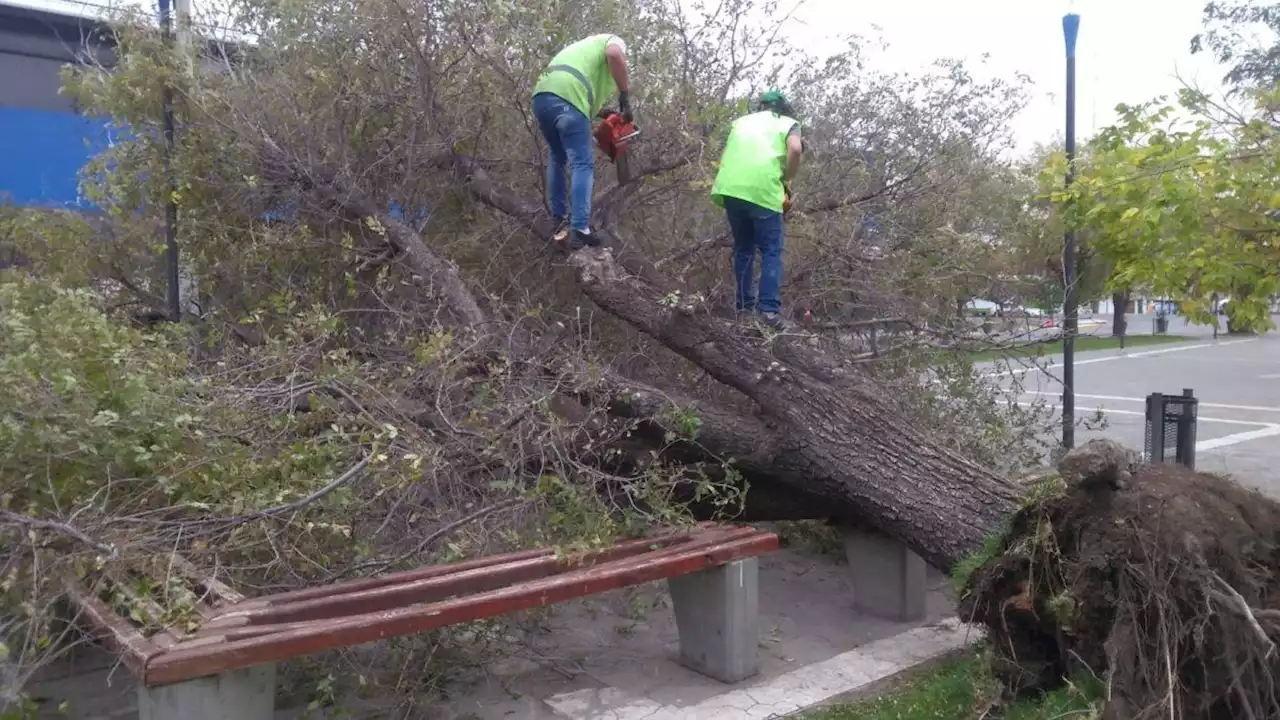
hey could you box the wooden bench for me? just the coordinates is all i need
[68,522,778,720]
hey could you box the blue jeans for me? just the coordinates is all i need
[532,92,593,232]
[724,196,784,313]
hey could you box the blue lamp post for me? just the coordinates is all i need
[1061,12,1080,450]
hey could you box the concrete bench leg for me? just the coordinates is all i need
[843,527,927,622]
[138,664,276,720]
[667,558,760,683]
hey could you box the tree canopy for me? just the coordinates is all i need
[1041,87,1280,332]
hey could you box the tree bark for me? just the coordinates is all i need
[594,376,839,521]
[1112,290,1129,338]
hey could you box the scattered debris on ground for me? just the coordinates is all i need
[962,439,1280,719]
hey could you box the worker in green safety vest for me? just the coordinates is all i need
[710,90,803,329]
[532,34,634,249]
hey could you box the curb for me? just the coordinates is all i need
[543,618,984,720]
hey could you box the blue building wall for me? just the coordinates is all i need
[0,107,114,207]
[0,3,428,224]
[0,2,115,208]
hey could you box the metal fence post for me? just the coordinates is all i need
[1144,393,1166,463]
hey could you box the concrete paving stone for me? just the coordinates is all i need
[541,687,664,719]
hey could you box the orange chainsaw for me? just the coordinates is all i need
[594,109,641,186]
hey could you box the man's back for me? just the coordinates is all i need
[712,111,798,214]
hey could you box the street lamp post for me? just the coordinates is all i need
[159,0,180,322]
[1061,12,1080,450]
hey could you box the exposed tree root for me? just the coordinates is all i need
[961,439,1280,719]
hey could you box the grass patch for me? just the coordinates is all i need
[947,473,1068,598]
[947,523,1010,597]
[803,649,1102,720]
[962,333,1190,363]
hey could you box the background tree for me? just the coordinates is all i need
[1194,0,1280,91]
[1046,91,1280,334]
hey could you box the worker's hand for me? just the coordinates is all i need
[618,90,633,123]
[782,182,793,217]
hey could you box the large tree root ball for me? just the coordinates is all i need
[960,440,1280,720]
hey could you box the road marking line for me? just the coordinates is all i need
[1020,391,1280,414]
[1125,338,1257,357]
[1196,425,1280,452]
[1262,374,1280,380]
[1017,403,1275,427]
[984,338,1258,379]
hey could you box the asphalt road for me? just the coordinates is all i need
[984,325,1280,500]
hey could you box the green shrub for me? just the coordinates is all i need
[0,272,193,509]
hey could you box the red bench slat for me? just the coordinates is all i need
[233,523,722,609]
[200,525,755,630]
[64,582,162,677]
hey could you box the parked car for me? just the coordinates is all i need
[1009,306,1046,317]
[965,299,999,316]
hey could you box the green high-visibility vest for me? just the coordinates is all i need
[533,34,618,120]
[710,111,798,214]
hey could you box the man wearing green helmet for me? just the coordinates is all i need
[710,90,803,329]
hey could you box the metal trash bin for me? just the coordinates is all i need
[1143,389,1198,469]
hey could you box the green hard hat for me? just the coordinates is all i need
[758,89,787,106]
[756,89,796,119]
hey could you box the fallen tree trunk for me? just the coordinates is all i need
[242,144,835,526]
[452,156,1021,571]
[570,249,1018,570]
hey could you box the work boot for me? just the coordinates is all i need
[570,228,602,250]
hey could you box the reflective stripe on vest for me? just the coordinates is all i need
[545,64,594,116]
[533,34,616,119]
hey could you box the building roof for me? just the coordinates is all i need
[0,0,113,63]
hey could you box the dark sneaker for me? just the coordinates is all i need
[552,217,569,245]
[760,312,795,331]
[570,228,602,250]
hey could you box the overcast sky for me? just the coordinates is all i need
[15,0,1233,155]
[788,0,1228,153]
